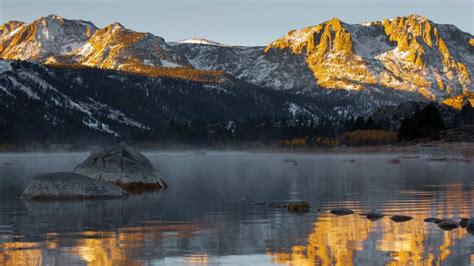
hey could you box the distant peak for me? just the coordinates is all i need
[176,38,226,46]
[45,14,64,20]
[407,14,428,20]
[107,22,126,31]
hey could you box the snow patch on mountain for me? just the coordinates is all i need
[160,59,181,68]
[7,76,40,99]
[0,61,12,74]
[174,38,227,46]
[287,102,314,117]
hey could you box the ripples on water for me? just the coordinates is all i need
[0,152,472,265]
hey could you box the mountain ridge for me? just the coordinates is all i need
[0,14,473,106]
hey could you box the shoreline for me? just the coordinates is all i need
[0,142,472,157]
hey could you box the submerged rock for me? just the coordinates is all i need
[21,172,128,201]
[287,201,310,213]
[391,215,413,222]
[438,219,459,231]
[74,143,167,192]
[388,159,401,164]
[366,210,385,221]
[283,159,298,165]
[330,208,354,216]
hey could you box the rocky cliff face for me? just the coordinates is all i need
[0,14,97,61]
[266,15,473,100]
[47,22,189,71]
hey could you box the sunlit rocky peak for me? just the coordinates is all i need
[266,14,473,100]
[0,14,97,60]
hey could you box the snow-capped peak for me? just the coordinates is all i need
[175,38,226,46]
[45,14,64,20]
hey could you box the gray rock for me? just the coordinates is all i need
[366,210,385,221]
[391,215,413,222]
[438,219,459,231]
[330,208,354,216]
[74,143,167,192]
[287,201,310,213]
[21,172,128,200]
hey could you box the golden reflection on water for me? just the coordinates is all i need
[269,182,474,266]
[185,253,209,265]
[0,183,472,265]
[0,223,205,266]
[0,242,42,266]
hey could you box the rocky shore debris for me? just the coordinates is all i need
[74,143,167,192]
[21,172,128,201]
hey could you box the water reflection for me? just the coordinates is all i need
[0,152,473,265]
[268,182,474,265]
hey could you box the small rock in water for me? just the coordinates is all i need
[388,159,401,164]
[424,218,442,223]
[21,172,128,201]
[344,159,355,163]
[391,215,413,222]
[3,162,12,166]
[287,201,311,213]
[239,198,253,204]
[366,210,385,221]
[330,208,354,216]
[426,157,448,162]
[267,203,287,208]
[459,218,469,228]
[466,218,474,234]
[283,159,298,165]
[438,219,459,231]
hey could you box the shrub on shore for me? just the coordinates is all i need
[340,130,397,146]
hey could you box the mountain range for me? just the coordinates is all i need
[0,14,473,143]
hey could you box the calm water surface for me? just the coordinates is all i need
[0,151,473,265]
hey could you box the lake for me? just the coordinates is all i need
[0,151,473,265]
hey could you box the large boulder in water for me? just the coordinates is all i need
[21,172,128,200]
[74,143,167,192]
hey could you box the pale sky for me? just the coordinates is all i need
[1,0,472,46]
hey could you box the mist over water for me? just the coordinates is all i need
[0,151,473,265]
